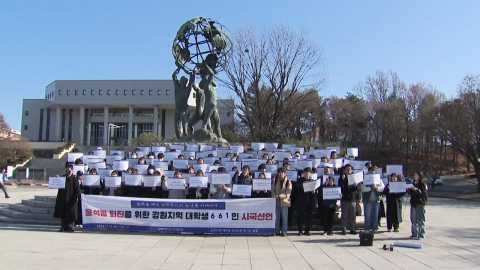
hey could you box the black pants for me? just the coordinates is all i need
[61,219,75,231]
[322,206,335,232]
[297,202,313,233]
[0,183,9,197]
[76,198,83,225]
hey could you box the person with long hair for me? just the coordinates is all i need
[409,171,428,240]
[272,168,292,236]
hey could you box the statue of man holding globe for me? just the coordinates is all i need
[172,17,231,142]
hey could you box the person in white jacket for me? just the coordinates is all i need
[209,167,231,199]
[361,166,385,233]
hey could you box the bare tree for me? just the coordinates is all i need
[438,75,480,192]
[220,25,326,141]
[0,113,31,167]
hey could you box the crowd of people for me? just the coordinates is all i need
[53,145,428,240]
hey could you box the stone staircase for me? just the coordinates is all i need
[0,196,59,226]
[23,157,68,178]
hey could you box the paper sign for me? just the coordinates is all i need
[386,165,403,175]
[347,148,358,157]
[167,178,186,190]
[224,161,241,171]
[199,144,213,151]
[286,170,298,182]
[109,150,124,157]
[67,153,83,163]
[241,159,258,169]
[189,176,209,188]
[151,146,166,153]
[97,169,114,179]
[170,144,185,151]
[406,183,414,189]
[124,174,142,186]
[312,149,334,158]
[193,164,210,173]
[153,161,169,171]
[265,164,278,172]
[82,174,101,186]
[330,159,344,168]
[211,173,232,185]
[143,175,161,187]
[48,176,65,189]
[104,176,121,188]
[322,174,338,186]
[322,187,342,199]
[253,179,272,191]
[232,184,252,197]
[106,155,122,165]
[113,160,129,171]
[264,143,278,151]
[363,174,381,186]
[163,170,176,178]
[173,159,189,169]
[73,165,86,174]
[290,147,304,155]
[344,160,368,170]
[348,171,364,185]
[303,180,320,192]
[274,151,290,161]
[230,145,244,153]
[88,162,106,169]
[296,160,313,170]
[251,142,265,151]
[135,164,149,174]
[327,146,341,155]
[254,171,272,179]
[389,181,407,193]
[137,147,151,154]
[163,152,180,161]
[182,151,196,159]
[92,150,106,158]
[185,144,198,152]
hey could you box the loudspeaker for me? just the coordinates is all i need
[359,231,374,246]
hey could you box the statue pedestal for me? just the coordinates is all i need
[189,128,228,143]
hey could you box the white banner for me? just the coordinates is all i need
[81,196,275,235]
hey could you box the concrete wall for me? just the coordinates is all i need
[28,141,65,150]
[21,100,47,141]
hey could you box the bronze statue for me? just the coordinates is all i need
[172,61,194,138]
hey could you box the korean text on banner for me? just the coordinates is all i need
[81,196,275,235]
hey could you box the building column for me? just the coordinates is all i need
[103,106,109,146]
[134,124,138,138]
[153,106,159,135]
[87,123,91,146]
[79,106,85,146]
[128,106,133,146]
[55,107,61,141]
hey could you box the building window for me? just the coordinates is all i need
[124,90,128,95]
[25,111,29,116]
[149,90,153,95]
[59,90,63,95]
[75,90,78,96]
[91,90,95,95]
[227,112,232,117]
[67,90,70,95]
[166,90,170,95]
[39,108,44,141]
[83,90,87,95]
[107,90,111,95]
[24,125,28,130]
[132,90,136,95]
[115,90,119,95]
[157,90,161,95]
[99,90,103,95]
[140,90,144,95]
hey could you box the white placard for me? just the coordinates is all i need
[216,148,231,158]
[238,153,253,161]
[211,173,232,185]
[82,174,101,186]
[82,155,102,165]
[73,165,87,174]
[48,176,65,189]
[253,179,272,191]
[312,149,334,158]
[173,159,189,169]
[264,143,278,151]
[344,160,368,170]
[330,159,344,168]
[290,147,304,155]
[135,164,149,174]
[110,150,124,156]
[265,164,278,172]
[224,161,241,170]
[163,170,176,178]
[386,165,404,175]
[185,144,199,152]
[296,160,313,170]
[143,175,161,187]
[208,165,220,172]
[273,151,290,161]
[182,151,196,159]
[310,159,321,168]
[286,170,298,182]
[88,162,106,169]
[363,174,381,186]
[199,144,213,151]
[382,177,389,185]
[203,157,217,165]
[193,164,210,173]
[230,145,244,153]
[241,159,258,169]
[322,187,342,199]
[327,146,341,155]
[104,176,121,188]
[167,178,186,190]
[67,153,83,163]
[347,148,359,157]
[127,158,139,167]
[92,150,106,158]
[153,161,169,171]
[322,174,338,186]
[124,174,142,186]
[232,184,252,197]
[189,176,209,188]
[170,144,185,151]
[348,171,364,185]
[389,181,407,193]
[137,147,151,154]
[251,142,265,151]
[203,150,217,156]
[311,173,318,180]
[303,180,320,192]
[406,183,414,189]
[97,169,114,179]
[163,152,180,161]
[106,155,122,165]
[113,160,129,171]
[151,146,166,152]
[254,171,272,179]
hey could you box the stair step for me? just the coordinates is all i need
[0,208,56,220]
[0,216,59,226]
[22,199,55,208]
[9,204,54,214]
[34,196,57,203]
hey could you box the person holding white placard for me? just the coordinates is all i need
[75,171,83,228]
[53,164,81,232]
[210,167,232,199]
[189,170,210,199]
[126,168,143,197]
[253,165,271,198]
[82,168,103,195]
[296,167,316,236]
[162,170,189,199]
[319,176,339,235]
[383,173,406,232]
[339,164,359,235]
[409,171,428,240]
[231,165,252,199]
[271,168,292,236]
[360,167,385,233]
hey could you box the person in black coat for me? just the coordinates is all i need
[383,173,406,232]
[296,167,316,236]
[319,175,338,235]
[231,165,252,198]
[53,163,81,232]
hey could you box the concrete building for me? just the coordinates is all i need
[22,80,234,146]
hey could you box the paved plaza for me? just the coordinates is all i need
[0,187,479,270]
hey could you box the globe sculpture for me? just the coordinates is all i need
[171,17,231,143]
[172,17,232,75]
